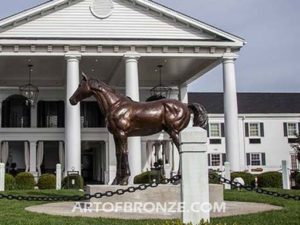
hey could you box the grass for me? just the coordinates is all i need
[0,188,299,225]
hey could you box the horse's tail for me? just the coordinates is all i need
[188,103,208,128]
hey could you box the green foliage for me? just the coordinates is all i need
[257,171,282,188]
[208,170,220,184]
[62,175,84,189]
[134,170,163,184]
[231,172,255,186]
[15,172,35,190]
[37,174,56,190]
[5,173,16,190]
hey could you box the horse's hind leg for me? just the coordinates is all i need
[167,130,182,176]
[112,136,123,185]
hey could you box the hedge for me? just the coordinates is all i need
[37,173,56,189]
[15,172,35,190]
[5,173,16,190]
[62,175,84,189]
[257,171,282,188]
[231,172,255,187]
[134,170,163,184]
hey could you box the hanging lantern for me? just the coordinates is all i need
[19,64,39,106]
[147,65,172,102]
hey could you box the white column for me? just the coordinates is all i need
[224,162,231,190]
[124,52,141,184]
[65,54,81,174]
[179,84,188,103]
[282,160,290,190]
[180,127,209,224]
[223,56,240,171]
[56,164,62,190]
[31,106,37,128]
[0,163,5,191]
[29,141,37,176]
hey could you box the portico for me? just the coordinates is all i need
[0,0,245,183]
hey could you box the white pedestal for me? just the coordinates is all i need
[0,163,5,191]
[179,127,210,224]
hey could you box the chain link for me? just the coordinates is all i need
[0,175,181,202]
[0,173,299,202]
[209,173,300,201]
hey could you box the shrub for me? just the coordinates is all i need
[231,172,255,187]
[134,170,163,184]
[5,173,16,190]
[209,170,220,184]
[62,175,84,189]
[257,171,282,188]
[295,172,300,188]
[37,173,56,189]
[15,172,35,190]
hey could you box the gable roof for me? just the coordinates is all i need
[189,93,300,114]
[0,0,245,45]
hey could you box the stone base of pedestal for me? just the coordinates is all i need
[86,184,223,205]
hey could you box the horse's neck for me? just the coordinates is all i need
[92,88,123,115]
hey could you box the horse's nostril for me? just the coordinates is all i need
[69,98,77,105]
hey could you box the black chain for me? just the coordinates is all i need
[1,173,299,202]
[0,175,181,202]
[209,173,300,201]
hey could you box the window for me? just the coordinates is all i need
[246,153,266,166]
[249,123,260,137]
[81,102,106,128]
[37,101,64,128]
[287,123,297,137]
[208,153,226,167]
[291,154,299,171]
[211,154,221,166]
[210,123,220,137]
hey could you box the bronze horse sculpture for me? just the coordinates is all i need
[70,73,207,185]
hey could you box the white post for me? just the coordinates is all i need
[0,163,5,191]
[180,127,209,224]
[223,55,240,172]
[29,141,37,176]
[282,160,290,190]
[224,162,231,190]
[179,84,188,103]
[124,52,141,184]
[56,164,62,190]
[65,54,81,174]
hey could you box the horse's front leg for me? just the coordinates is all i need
[119,138,130,185]
[112,136,122,185]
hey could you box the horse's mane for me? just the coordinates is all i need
[89,78,117,94]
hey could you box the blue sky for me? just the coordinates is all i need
[0,0,299,93]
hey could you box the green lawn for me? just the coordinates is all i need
[0,188,299,225]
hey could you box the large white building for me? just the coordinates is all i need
[190,93,300,173]
[0,0,250,184]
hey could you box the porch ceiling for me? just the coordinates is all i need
[0,56,218,87]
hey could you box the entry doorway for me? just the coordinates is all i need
[81,141,106,184]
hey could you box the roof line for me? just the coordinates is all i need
[0,0,246,45]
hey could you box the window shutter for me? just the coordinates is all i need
[222,153,227,165]
[221,123,225,137]
[208,154,211,166]
[57,101,65,128]
[283,123,288,137]
[245,123,249,137]
[260,123,264,137]
[207,123,210,137]
[298,123,300,134]
[246,153,250,166]
[261,153,266,166]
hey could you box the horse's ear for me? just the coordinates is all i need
[82,72,89,81]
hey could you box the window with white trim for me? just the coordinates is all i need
[210,123,221,137]
[251,153,261,166]
[249,123,260,137]
[287,123,297,137]
[247,153,266,166]
[211,154,221,166]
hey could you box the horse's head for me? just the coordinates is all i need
[69,73,93,105]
